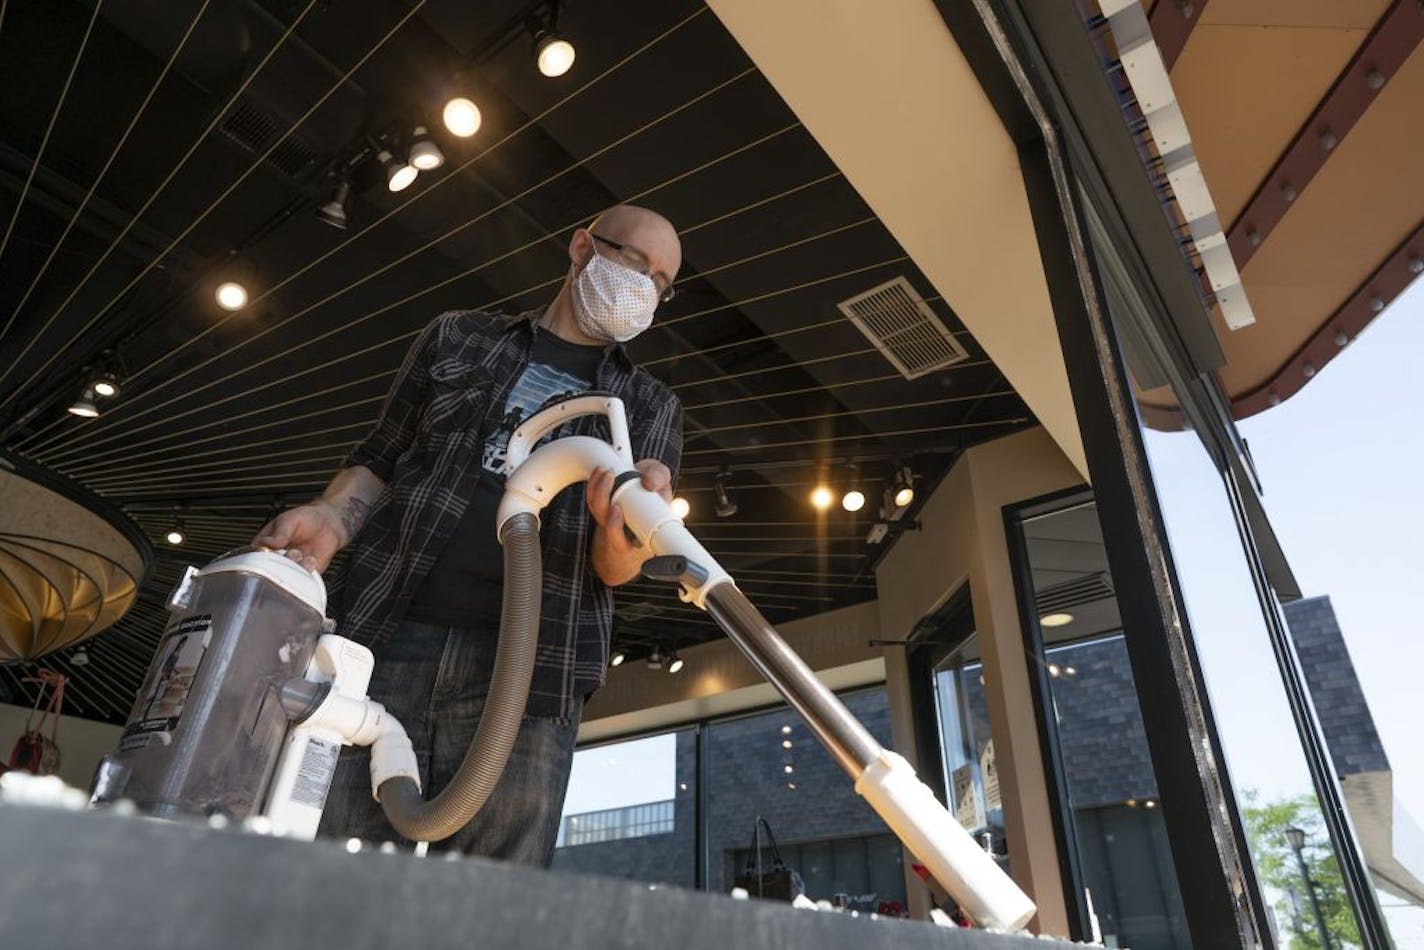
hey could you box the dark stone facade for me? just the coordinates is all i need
[1282,595,1389,776]
[551,689,901,900]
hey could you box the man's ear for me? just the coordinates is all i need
[569,228,594,269]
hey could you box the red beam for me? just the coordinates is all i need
[1150,0,1210,71]
[1232,219,1424,420]
[1227,0,1424,271]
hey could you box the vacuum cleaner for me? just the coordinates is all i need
[90,394,1036,931]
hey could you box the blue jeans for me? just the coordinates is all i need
[317,619,582,867]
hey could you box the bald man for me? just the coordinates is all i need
[254,205,683,864]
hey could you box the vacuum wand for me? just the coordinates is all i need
[494,395,1037,932]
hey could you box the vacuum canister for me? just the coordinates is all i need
[91,548,328,820]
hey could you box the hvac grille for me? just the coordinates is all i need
[837,276,970,380]
[1035,571,1115,615]
[218,101,319,179]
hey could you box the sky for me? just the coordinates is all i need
[1234,278,1424,945]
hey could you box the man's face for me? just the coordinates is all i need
[574,208,682,309]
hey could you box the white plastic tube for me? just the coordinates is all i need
[856,750,1037,931]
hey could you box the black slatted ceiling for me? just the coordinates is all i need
[0,0,1034,722]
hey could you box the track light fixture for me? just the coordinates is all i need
[71,644,90,668]
[442,97,481,138]
[666,648,684,674]
[68,386,100,418]
[407,125,444,170]
[91,371,121,399]
[670,496,690,520]
[166,519,185,546]
[892,464,915,508]
[316,179,352,230]
[610,650,626,667]
[841,464,865,512]
[713,467,738,518]
[529,3,576,78]
[379,150,418,192]
[646,647,663,670]
[215,280,248,311]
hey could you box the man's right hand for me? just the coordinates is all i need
[253,501,350,573]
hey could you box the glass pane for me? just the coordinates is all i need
[932,639,1009,870]
[550,730,695,887]
[1139,429,1361,948]
[706,688,909,914]
[1013,499,1191,949]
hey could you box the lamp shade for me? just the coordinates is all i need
[0,457,149,662]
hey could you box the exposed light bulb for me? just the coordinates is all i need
[408,126,444,170]
[92,373,121,398]
[670,497,690,520]
[810,486,833,511]
[68,387,100,418]
[215,280,248,311]
[442,97,481,137]
[536,35,576,77]
[379,150,417,193]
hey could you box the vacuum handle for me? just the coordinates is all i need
[502,393,632,474]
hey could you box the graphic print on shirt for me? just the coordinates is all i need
[481,361,590,476]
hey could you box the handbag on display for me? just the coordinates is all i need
[5,670,65,776]
[731,816,805,902]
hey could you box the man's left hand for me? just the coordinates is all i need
[587,459,673,549]
[588,459,673,584]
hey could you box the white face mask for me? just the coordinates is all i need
[571,250,659,342]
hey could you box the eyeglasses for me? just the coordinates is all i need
[590,232,676,303]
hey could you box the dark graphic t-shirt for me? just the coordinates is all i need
[406,330,603,626]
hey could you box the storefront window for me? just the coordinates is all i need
[1138,429,1359,947]
[550,730,696,887]
[706,688,907,912]
[933,642,1008,871]
[1009,496,1191,949]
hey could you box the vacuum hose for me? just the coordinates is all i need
[374,512,542,841]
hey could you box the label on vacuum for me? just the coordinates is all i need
[119,615,212,752]
[290,736,340,809]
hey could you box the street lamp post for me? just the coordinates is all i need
[1285,825,1334,950]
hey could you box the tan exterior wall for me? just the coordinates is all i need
[877,427,1083,933]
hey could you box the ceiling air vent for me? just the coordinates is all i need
[836,276,970,380]
[1035,571,1115,615]
[219,100,319,179]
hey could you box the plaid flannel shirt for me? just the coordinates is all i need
[332,309,683,718]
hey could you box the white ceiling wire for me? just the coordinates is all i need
[0,1,214,342]
[0,0,104,272]
[0,0,325,397]
[1,0,425,404]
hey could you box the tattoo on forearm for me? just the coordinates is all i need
[341,497,372,541]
